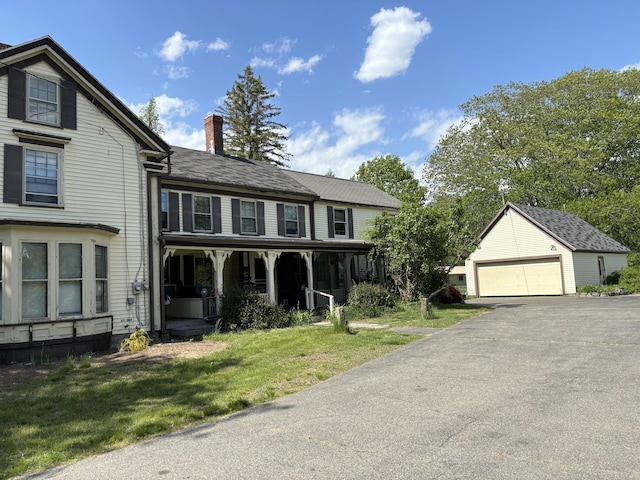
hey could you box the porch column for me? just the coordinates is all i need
[259,251,280,303]
[163,247,177,265]
[344,253,353,294]
[300,251,315,310]
[212,250,231,307]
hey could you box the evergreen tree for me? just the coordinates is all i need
[217,65,290,166]
[138,96,164,135]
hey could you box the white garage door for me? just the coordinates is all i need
[476,258,563,296]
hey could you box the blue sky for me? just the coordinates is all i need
[4,1,640,178]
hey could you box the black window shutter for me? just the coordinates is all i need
[231,199,241,234]
[182,193,193,232]
[168,192,179,231]
[212,196,222,233]
[276,203,285,236]
[327,206,335,238]
[257,201,265,236]
[348,208,354,239]
[298,206,306,238]
[8,68,26,120]
[3,144,23,204]
[60,80,77,130]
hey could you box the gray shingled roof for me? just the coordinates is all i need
[283,171,401,209]
[501,203,629,253]
[168,146,317,197]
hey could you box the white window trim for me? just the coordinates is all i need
[284,205,299,237]
[58,243,83,318]
[241,200,258,235]
[333,208,348,238]
[193,195,213,232]
[95,244,109,315]
[27,73,60,126]
[160,191,169,231]
[23,146,63,207]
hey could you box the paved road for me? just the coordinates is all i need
[24,295,640,479]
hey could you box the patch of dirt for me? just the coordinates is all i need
[0,340,227,390]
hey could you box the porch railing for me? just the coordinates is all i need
[305,288,336,315]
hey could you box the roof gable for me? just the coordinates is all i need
[481,203,629,253]
[0,36,170,155]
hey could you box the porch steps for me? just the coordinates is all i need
[166,318,217,337]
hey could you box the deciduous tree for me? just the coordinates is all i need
[138,96,164,135]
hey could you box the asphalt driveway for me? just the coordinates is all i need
[24,295,640,479]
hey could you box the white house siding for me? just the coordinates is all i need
[572,252,628,288]
[0,61,152,337]
[465,209,576,296]
[313,201,385,241]
[163,189,312,240]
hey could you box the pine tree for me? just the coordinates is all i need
[138,96,164,135]
[217,65,290,166]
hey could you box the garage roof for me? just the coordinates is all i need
[482,203,630,253]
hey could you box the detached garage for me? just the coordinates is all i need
[466,203,629,297]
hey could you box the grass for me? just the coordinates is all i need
[0,302,488,479]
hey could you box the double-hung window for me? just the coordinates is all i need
[59,243,82,316]
[161,191,169,230]
[95,245,108,314]
[241,201,257,234]
[333,208,347,236]
[28,74,59,125]
[25,148,60,205]
[285,205,299,236]
[22,242,48,319]
[193,196,212,232]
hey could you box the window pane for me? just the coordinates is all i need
[23,282,47,318]
[285,206,298,221]
[241,201,255,217]
[22,243,47,279]
[194,196,211,214]
[95,246,107,279]
[334,209,346,222]
[96,280,107,313]
[59,244,82,279]
[194,214,212,231]
[161,191,168,211]
[59,281,82,314]
[242,218,257,233]
[28,76,58,124]
[25,149,59,204]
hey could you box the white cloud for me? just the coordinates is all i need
[132,47,148,59]
[165,65,190,80]
[406,109,463,151]
[207,38,230,51]
[279,54,324,74]
[159,31,201,62]
[251,37,323,75]
[355,7,432,83]
[620,61,640,71]
[287,108,386,178]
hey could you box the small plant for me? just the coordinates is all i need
[289,306,312,326]
[120,327,152,352]
[218,288,288,331]
[346,283,396,319]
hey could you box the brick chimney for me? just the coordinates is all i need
[0,43,12,51]
[204,114,224,154]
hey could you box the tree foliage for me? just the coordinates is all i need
[367,202,476,302]
[424,67,640,246]
[138,96,164,135]
[216,65,290,166]
[352,154,426,205]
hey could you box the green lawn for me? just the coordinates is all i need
[0,302,489,479]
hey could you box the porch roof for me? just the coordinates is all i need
[161,234,372,252]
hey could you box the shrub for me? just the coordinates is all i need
[628,252,640,268]
[120,328,152,352]
[346,283,395,318]
[606,270,621,285]
[434,285,465,304]
[219,288,289,331]
[619,266,640,293]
